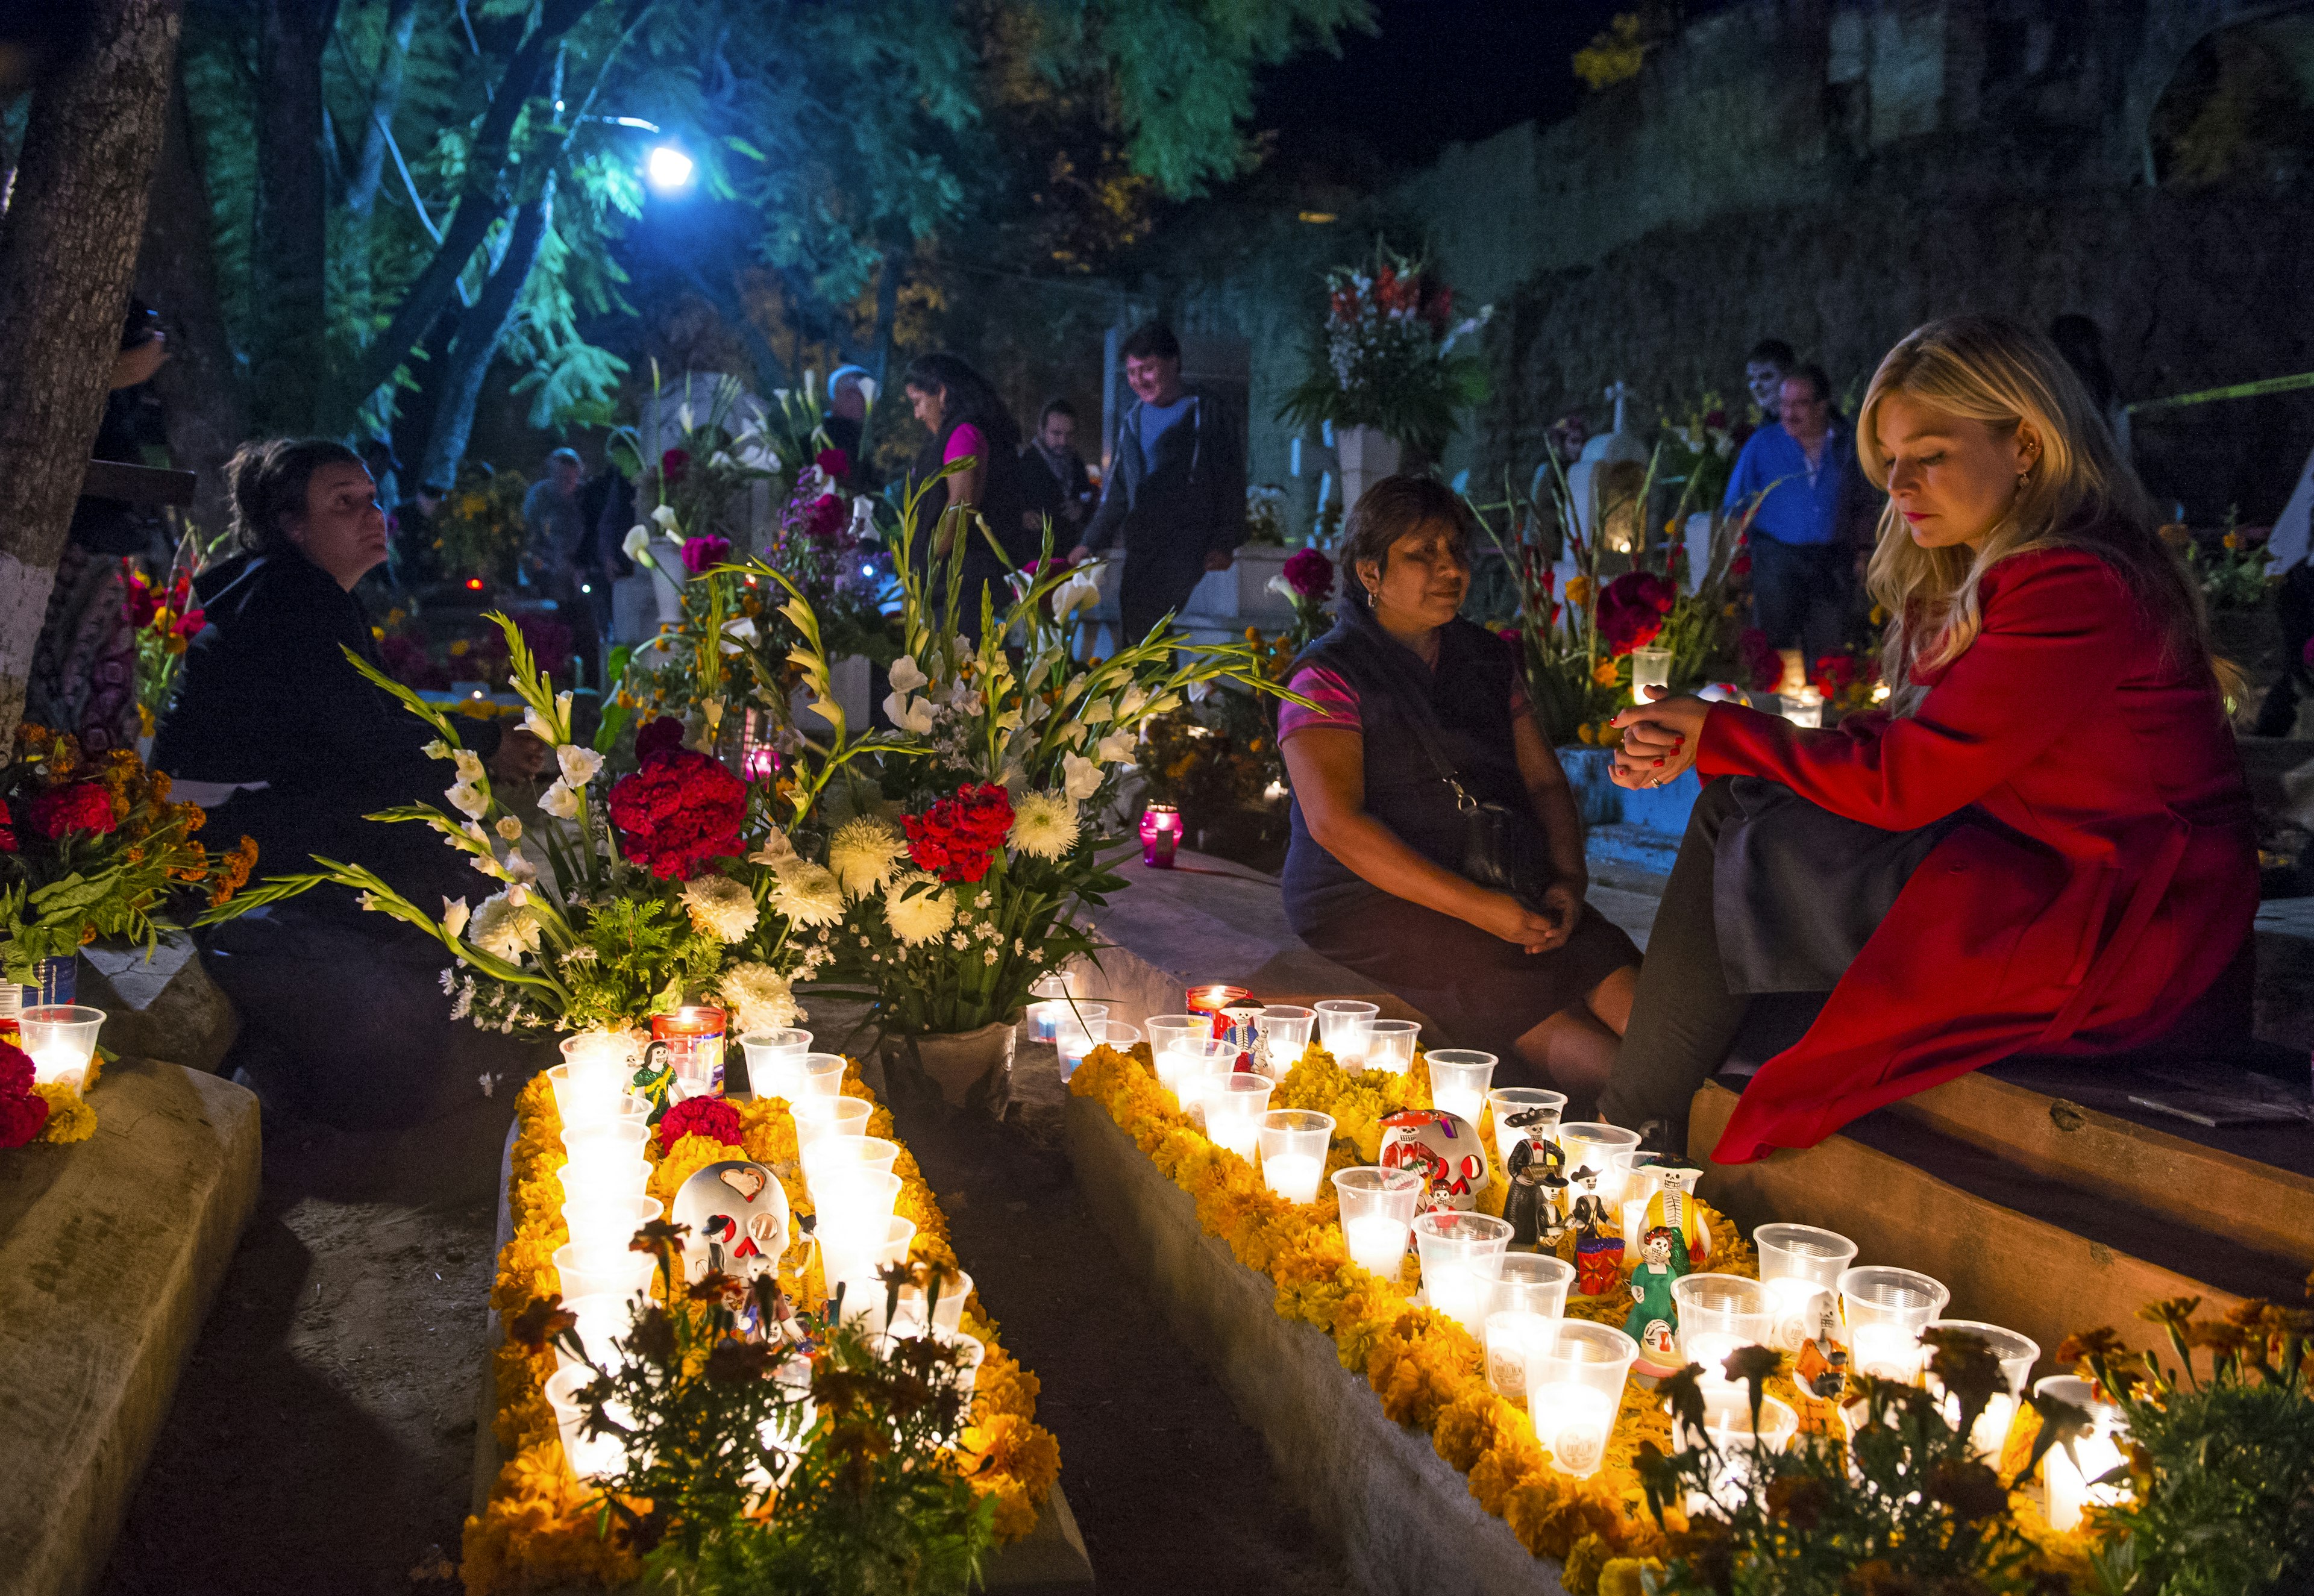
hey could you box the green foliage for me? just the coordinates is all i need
[551,895,729,1036]
[2185,509,2274,613]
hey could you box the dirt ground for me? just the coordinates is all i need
[97,1034,1349,1596]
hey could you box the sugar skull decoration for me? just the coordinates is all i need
[1379,1107,1488,1214]
[671,1160,791,1284]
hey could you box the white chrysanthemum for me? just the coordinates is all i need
[557,744,604,787]
[447,780,488,819]
[682,874,760,943]
[770,859,845,927]
[827,816,908,897]
[882,874,957,947]
[1008,791,1079,860]
[468,890,542,963]
[720,961,803,1035]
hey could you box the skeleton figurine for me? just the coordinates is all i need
[1641,1164,1712,1271]
[1567,1163,1624,1297]
[1504,1118,1566,1185]
[1622,1225,1685,1368]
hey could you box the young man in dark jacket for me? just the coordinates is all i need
[1068,323,1245,642]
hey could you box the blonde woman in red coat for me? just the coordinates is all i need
[1601,315,2257,1163]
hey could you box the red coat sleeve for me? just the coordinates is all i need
[1696,551,2136,830]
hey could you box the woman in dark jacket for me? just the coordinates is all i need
[1278,475,1640,1107]
[902,352,1038,632]
[157,438,550,1128]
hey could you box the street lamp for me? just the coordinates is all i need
[645,145,695,192]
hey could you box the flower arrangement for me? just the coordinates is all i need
[1278,242,1492,458]
[605,363,788,550]
[121,521,227,730]
[1244,483,1293,546]
[0,722,257,985]
[432,465,531,587]
[222,613,907,1037]
[1655,392,1752,516]
[2181,512,2274,613]
[1265,547,1336,648]
[464,1058,1059,1594]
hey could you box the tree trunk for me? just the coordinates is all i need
[137,64,245,539]
[0,0,181,745]
[342,0,419,352]
[250,0,339,436]
[416,177,556,491]
[861,239,905,465]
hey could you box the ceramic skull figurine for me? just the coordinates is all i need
[1379,1107,1488,1215]
[671,1159,791,1284]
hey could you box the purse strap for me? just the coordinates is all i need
[1396,688,1480,815]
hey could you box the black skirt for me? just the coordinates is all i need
[1287,884,1639,1069]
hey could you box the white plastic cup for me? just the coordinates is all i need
[1413,1209,1514,1332]
[556,1291,637,1374]
[1362,1018,1420,1074]
[1426,1049,1496,1127]
[1487,1251,1575,1320]
[2035,1374,2129,1530]
[1257,1109,1334,1203]
[558,1157,651,1208]
[801,1134,900,1200]
[1673,1274,1775,1386]
[892,1268,973,1337]
[739,1027,811,1093]
[1313,1000,1378,1066]
[554,1241,656,1302]
[1926,1319,2040,1454]
[1054,1004,1111,1080]
[1525,1320,1640,1477]
[1144,1015,1208,1061]
[1158,1036,1238,1102]
[1257,1005,1316,1072]
[1486,1308,1554,1400]
[562,1120,649,1163]
[1334,1165,1422,1281]
[791,1094,873,1147]
[1674,1389,1800,1513]
[561,1195,662,1257]
[1203,1072,1275,1160]
[546,1062,625,1122]
[1839,1265,1951,1381]
[544,1365,632,1480]
[1487,1087,1566,1167]
[1096,1020,1141,1050]
[1754,1223,1857,1351]
[1558,1122,1643,1204]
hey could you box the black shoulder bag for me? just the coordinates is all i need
[1399,700,1562,915]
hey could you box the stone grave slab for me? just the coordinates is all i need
[1065,1093,1563,1596]
[79,936,240,1074]
[0,1057,261,1596]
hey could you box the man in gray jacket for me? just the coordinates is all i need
[1068,322,1245,642]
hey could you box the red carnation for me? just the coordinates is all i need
[0,1041,46,1148]
[1737,628,1783,692]
[815,448,850,481]
[635,716,686,763]
[681,534,732,576]
[801,494,845,542]
[1595,571,1677,657]
[607,748,746,881]
[1282,547,1335,601]
[656,1094,744,1155]
[660,448,691,486]
[28,782,119,840]
[901,783,1015,884]
[175,607,205,637]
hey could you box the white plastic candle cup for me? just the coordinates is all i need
[1618,1156,1669,1253]
[791,1094,873,1148]
[1096,1021,1141,1050]
[2034,1374,2128,1530]
[1026,972,1078,1040]
[1362,1019,1420,1074]
[1414,1209,1515,1333]
[802,1134,900,1199]
[17,1003,101,1087]
[1525,1321,1640,1477]
[791,1052,850,1100]
[557,1291,636,1374]
[546,1062,625,1121]
[1313,1000,1379,1066]
[1144,1015,1208,1072]
[560,1028,639,1075]
[892,1268,973,1336]
[544,1365,632,1481]
[814,1170,905,1283]
[1754,1222,1857,1349]
[554,1241,657,1303]
[738,1027,811,1092]
[1675,1391,1800,1512]
[557,1157,651,1207]
[1425,1049,1497,1127]
[880,1216,918,1266]
[1204,1072,1276,1160]
[562,1120,650,1162]
[1487,1087,1566,1167]
[1054,1004,1111,1080]
[1926,1319,2040,1453]
[1159,1037,1240,1104]
[1629,646,1673,706]
[1673,1274,1775,1385]
[1257,1109,1334,1203]
[1257,1005,1317,1071]
[1487,1251,1575,1320]
[1839,1265,1950,1381]
[561,1195,662,1256]
[1334,1165,1422,1281]
[1486,1308,1555,1400]
[1558,1122,1643,1204]
[942,1330,988,1397]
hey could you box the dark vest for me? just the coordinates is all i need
[1281,609,1526,926]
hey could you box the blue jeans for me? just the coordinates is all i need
[1748,534,1849,665]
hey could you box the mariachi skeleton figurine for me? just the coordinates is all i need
[1504,1118,1566,1185]
[1567,1163,1624,1296]
[1623,1225,1685,1369]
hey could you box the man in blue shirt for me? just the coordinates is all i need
[1722,364,1875,673]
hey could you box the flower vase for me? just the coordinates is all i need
[0,955,80,1038]
[1336,425,1403,521]
[894,1012,1021,1111]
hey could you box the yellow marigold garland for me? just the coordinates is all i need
[464,1058,1060,1594]
[1068,1040,1772,1574]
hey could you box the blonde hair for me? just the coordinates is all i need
[1856,315,2219,712]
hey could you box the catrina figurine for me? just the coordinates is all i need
[1623,1225,1685,1369]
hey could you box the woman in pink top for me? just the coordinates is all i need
[903,352,1035,633]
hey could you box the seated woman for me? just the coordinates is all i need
[157,438,551,1129]
[1602,315,2257,1162]
[1279,475,1640,1107]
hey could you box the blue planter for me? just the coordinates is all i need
[1,954,79,1021]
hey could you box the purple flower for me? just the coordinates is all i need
[1282,548,1335,601]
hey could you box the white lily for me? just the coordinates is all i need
[539,778,582,819]
[888,654,929,694]
[556,744,603,786]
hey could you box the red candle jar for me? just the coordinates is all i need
[1140,803,1183,867]
[651,1004,728,1097]
[1186,983,1250,1039]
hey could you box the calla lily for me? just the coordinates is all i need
[622,525,657,568]
[857,377,879,408]
[651,503,679,530]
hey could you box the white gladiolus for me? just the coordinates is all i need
[454,748,485,783]
[1009,791,1079,860]
[1053,568,1102,618]
[423,739,451,761]
[1062,751,1102,802]
[883,691,936,735]
[828,817,908,896]
[1094,731,1135,763]
[441,897,471,937]
[770,859,846,927]
[469,891,542,962]
[495,815,524,842]
[538,778,582,819]
[556,744,604,787]
[523,707,556,745]
[682,874,760,942]
[882,874,956,946]
[447,780,488,819]
[888,654,929,694]
[749,830,798,866]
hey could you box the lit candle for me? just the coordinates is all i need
[1764,1276,1832,1351]
[1621,1196,1651,1255]
[1682,1331,1744,1383]
[1851,1323,1924,1382]
[2045,1424,2127,1532]
[28,1042,87,1088]
[1344,1214,1408,1280]
[1425,1260,1489,1332]
[1261,1151,1323,1205]
[1186,984,1250,1036]
[1140,803,1184,867]
[1528,1382,1618,1477]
